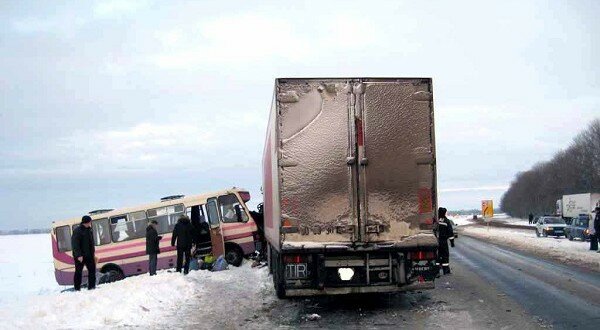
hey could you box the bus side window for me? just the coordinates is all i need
[148,207,169,234]
[148,204,184,234]
[110,215,129,242]
[92,218,111,246]
[56,226,72,252]
[128,211,148,240]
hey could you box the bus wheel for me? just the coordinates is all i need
[225,245,244,267]
[101,265,124,283]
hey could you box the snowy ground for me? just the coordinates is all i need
[448,215,475,227]
[459,225,600,272]
[0,234,276,329]
[1,264,275,329]
[0,234,60,307]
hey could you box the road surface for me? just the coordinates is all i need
[253,236,600,329]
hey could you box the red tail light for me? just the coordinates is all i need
[408,251,436,261]
[283,255,307,263]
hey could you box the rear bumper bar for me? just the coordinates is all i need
[285,281,434,296]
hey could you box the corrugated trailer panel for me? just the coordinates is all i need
[266,78,436,248]
[360,80,436,243]
[276,79,356,244]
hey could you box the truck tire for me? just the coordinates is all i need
[568,233,574,241]
[271,247,286,299]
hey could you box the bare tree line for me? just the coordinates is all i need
[501,118,600,218]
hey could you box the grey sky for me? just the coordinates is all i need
[1,0,599,229]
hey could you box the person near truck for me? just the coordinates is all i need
[146,220,162,276]
[591,207,600,251]
[171,215,194,274]
[436,207,455,275]
[71,215,96,290]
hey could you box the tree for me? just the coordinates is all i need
[501,118,600,218]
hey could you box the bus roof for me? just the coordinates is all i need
[51,187,249,228]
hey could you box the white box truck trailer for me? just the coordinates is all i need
[262,78,439,298]
[557,193,600,220]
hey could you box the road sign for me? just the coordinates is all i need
[482,200,494,219]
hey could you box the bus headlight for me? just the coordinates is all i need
[338,268,354,281]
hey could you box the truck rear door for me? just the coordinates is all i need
[355,79,436,243]
[277,79,358,243]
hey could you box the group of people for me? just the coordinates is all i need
[70,214,211,291]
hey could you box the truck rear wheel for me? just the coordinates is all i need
[270,246,286,299]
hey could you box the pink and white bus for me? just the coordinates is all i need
[51,188,258,285]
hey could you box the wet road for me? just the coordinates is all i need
[453,235,600,329]
[261,236,600,329]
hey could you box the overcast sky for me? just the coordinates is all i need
[1,0,599,229]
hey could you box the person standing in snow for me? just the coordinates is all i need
[71,215,96,290]
[528,213,534,225]
[171,215,194,274]
[435,207,455,275]
[146,220,162,276]
[591,207,600,251]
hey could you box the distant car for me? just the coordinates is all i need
[535,216,567,238]
[565,214,591,241]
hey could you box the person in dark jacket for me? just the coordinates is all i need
[146,220,163,276]
[171,215,194,274]
[591,207,600,251]
[528,213,534,225]
[71,215,96,290]
[436,207,455,275]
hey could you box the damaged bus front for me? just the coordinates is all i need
[263,78,439,298]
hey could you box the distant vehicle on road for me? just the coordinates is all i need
[556,193,600,224]
[565,214,591,241]
[51,188,258,286]
[535,216,567,238]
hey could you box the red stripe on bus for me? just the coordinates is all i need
[97,235,172,253]
[99,246,177,263]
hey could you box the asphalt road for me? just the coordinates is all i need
[259,236,600,329]
[453,235,600,329]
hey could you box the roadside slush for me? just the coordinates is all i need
[457,224,600,273]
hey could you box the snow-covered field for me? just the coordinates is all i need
[0,234,60,307]
[459,226,600,272]
[0,234,275,329]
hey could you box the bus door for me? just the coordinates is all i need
[206,198,226,258]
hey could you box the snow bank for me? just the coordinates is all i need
[460,226,600,272]
[1,263,275,329]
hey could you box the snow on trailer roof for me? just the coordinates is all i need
[51,187,248,228]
